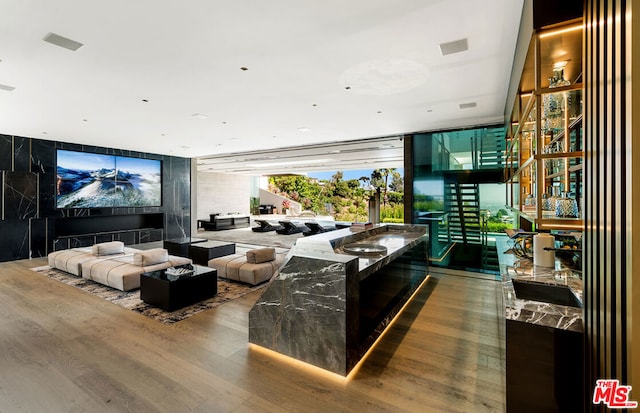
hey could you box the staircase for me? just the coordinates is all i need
[479,131,505,169]
[444,183,482,244]
[480,217,500,272]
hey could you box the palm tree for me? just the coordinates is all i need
[379,168,396,206]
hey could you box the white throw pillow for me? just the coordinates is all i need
[133,248,169,266]
[92,241,125,256]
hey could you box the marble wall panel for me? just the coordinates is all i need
[53,238,69,251]
[12,136,30,172]
[69,236,95,248]
[113,231,136,245]
[95,234,114,244]
[163,156,191,239]
[3,172,38,219]
[140,228,163,243]
[31,138,56,216]
[0,135,11,170]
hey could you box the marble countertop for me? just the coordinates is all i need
[293,224,428,281]
[497,236,584,333]
[334,229,427,280]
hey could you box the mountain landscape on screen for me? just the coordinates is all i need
[56,151,161,208]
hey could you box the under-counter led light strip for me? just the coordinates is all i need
[249,274,432,382]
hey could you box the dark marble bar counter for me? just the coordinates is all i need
[497,236,585,412]
[497,236,583,333]
[249,224,429,376]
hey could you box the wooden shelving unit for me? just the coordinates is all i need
[505,20,584,231]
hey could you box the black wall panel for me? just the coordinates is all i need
[3,172,38,219]
[0,135,11,170]
[0,220,30,261]
[0,134,191,262]
[12,136,30,172]
[29,218,49,258]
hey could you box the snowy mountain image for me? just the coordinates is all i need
[56,151,161,208]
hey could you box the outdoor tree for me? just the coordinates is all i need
[390,171,404,193]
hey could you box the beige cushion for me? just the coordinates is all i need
[133,248,169,266]
[246,248,276,264]
[209,252,286,285]
[92,241,125,256]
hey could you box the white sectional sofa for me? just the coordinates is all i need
[47,241,192,291]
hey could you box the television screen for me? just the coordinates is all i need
[56,150,162,208]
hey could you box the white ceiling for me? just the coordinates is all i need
[0,0,524,170]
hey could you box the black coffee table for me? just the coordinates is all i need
[163,237,207,257]
[140,264,217,312]
[188,240,236,266]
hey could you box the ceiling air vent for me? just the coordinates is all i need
[0,83,16,91]
[459,102,477,109]
[439,38,468,56]
[43,33,84,51]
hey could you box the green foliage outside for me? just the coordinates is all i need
[483,208,512,233]
[268,168,404,222]
[486,221,511,233]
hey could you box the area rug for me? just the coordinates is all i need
[30,266,265,325]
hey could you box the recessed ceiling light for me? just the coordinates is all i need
[192,113,209,119]
[179,145,190,149]
[345,86,351,90]
[141,99,149,102]
[297,127,311,132]
[439,38,468,56]
[377,111,382,114]
[426,109,433,112]
[459,102,477,109]
[43,32,83,51]
[229,138,240,141]
[240,67,248,71]
[0,83,16,92]
[82,119,87,122]
[222,121,227,124]
[42,131,47,135]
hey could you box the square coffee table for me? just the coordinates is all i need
[188,240,236,266]
[163,237,207,257]
[140,264,217,312]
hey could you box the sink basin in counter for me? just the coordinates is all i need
[511,279,582,308]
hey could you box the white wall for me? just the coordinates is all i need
[196,172,250,220]
[259,188,301,214]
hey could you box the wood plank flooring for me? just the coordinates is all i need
[0,258,505,412]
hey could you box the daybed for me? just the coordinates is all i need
[208,247,287,285]
[48,241,192,291]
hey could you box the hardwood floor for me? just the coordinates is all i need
[0,258,505,412]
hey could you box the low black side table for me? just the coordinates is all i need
[140,265,217,312]
[163,237,207,257]
[188,241,236,266]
